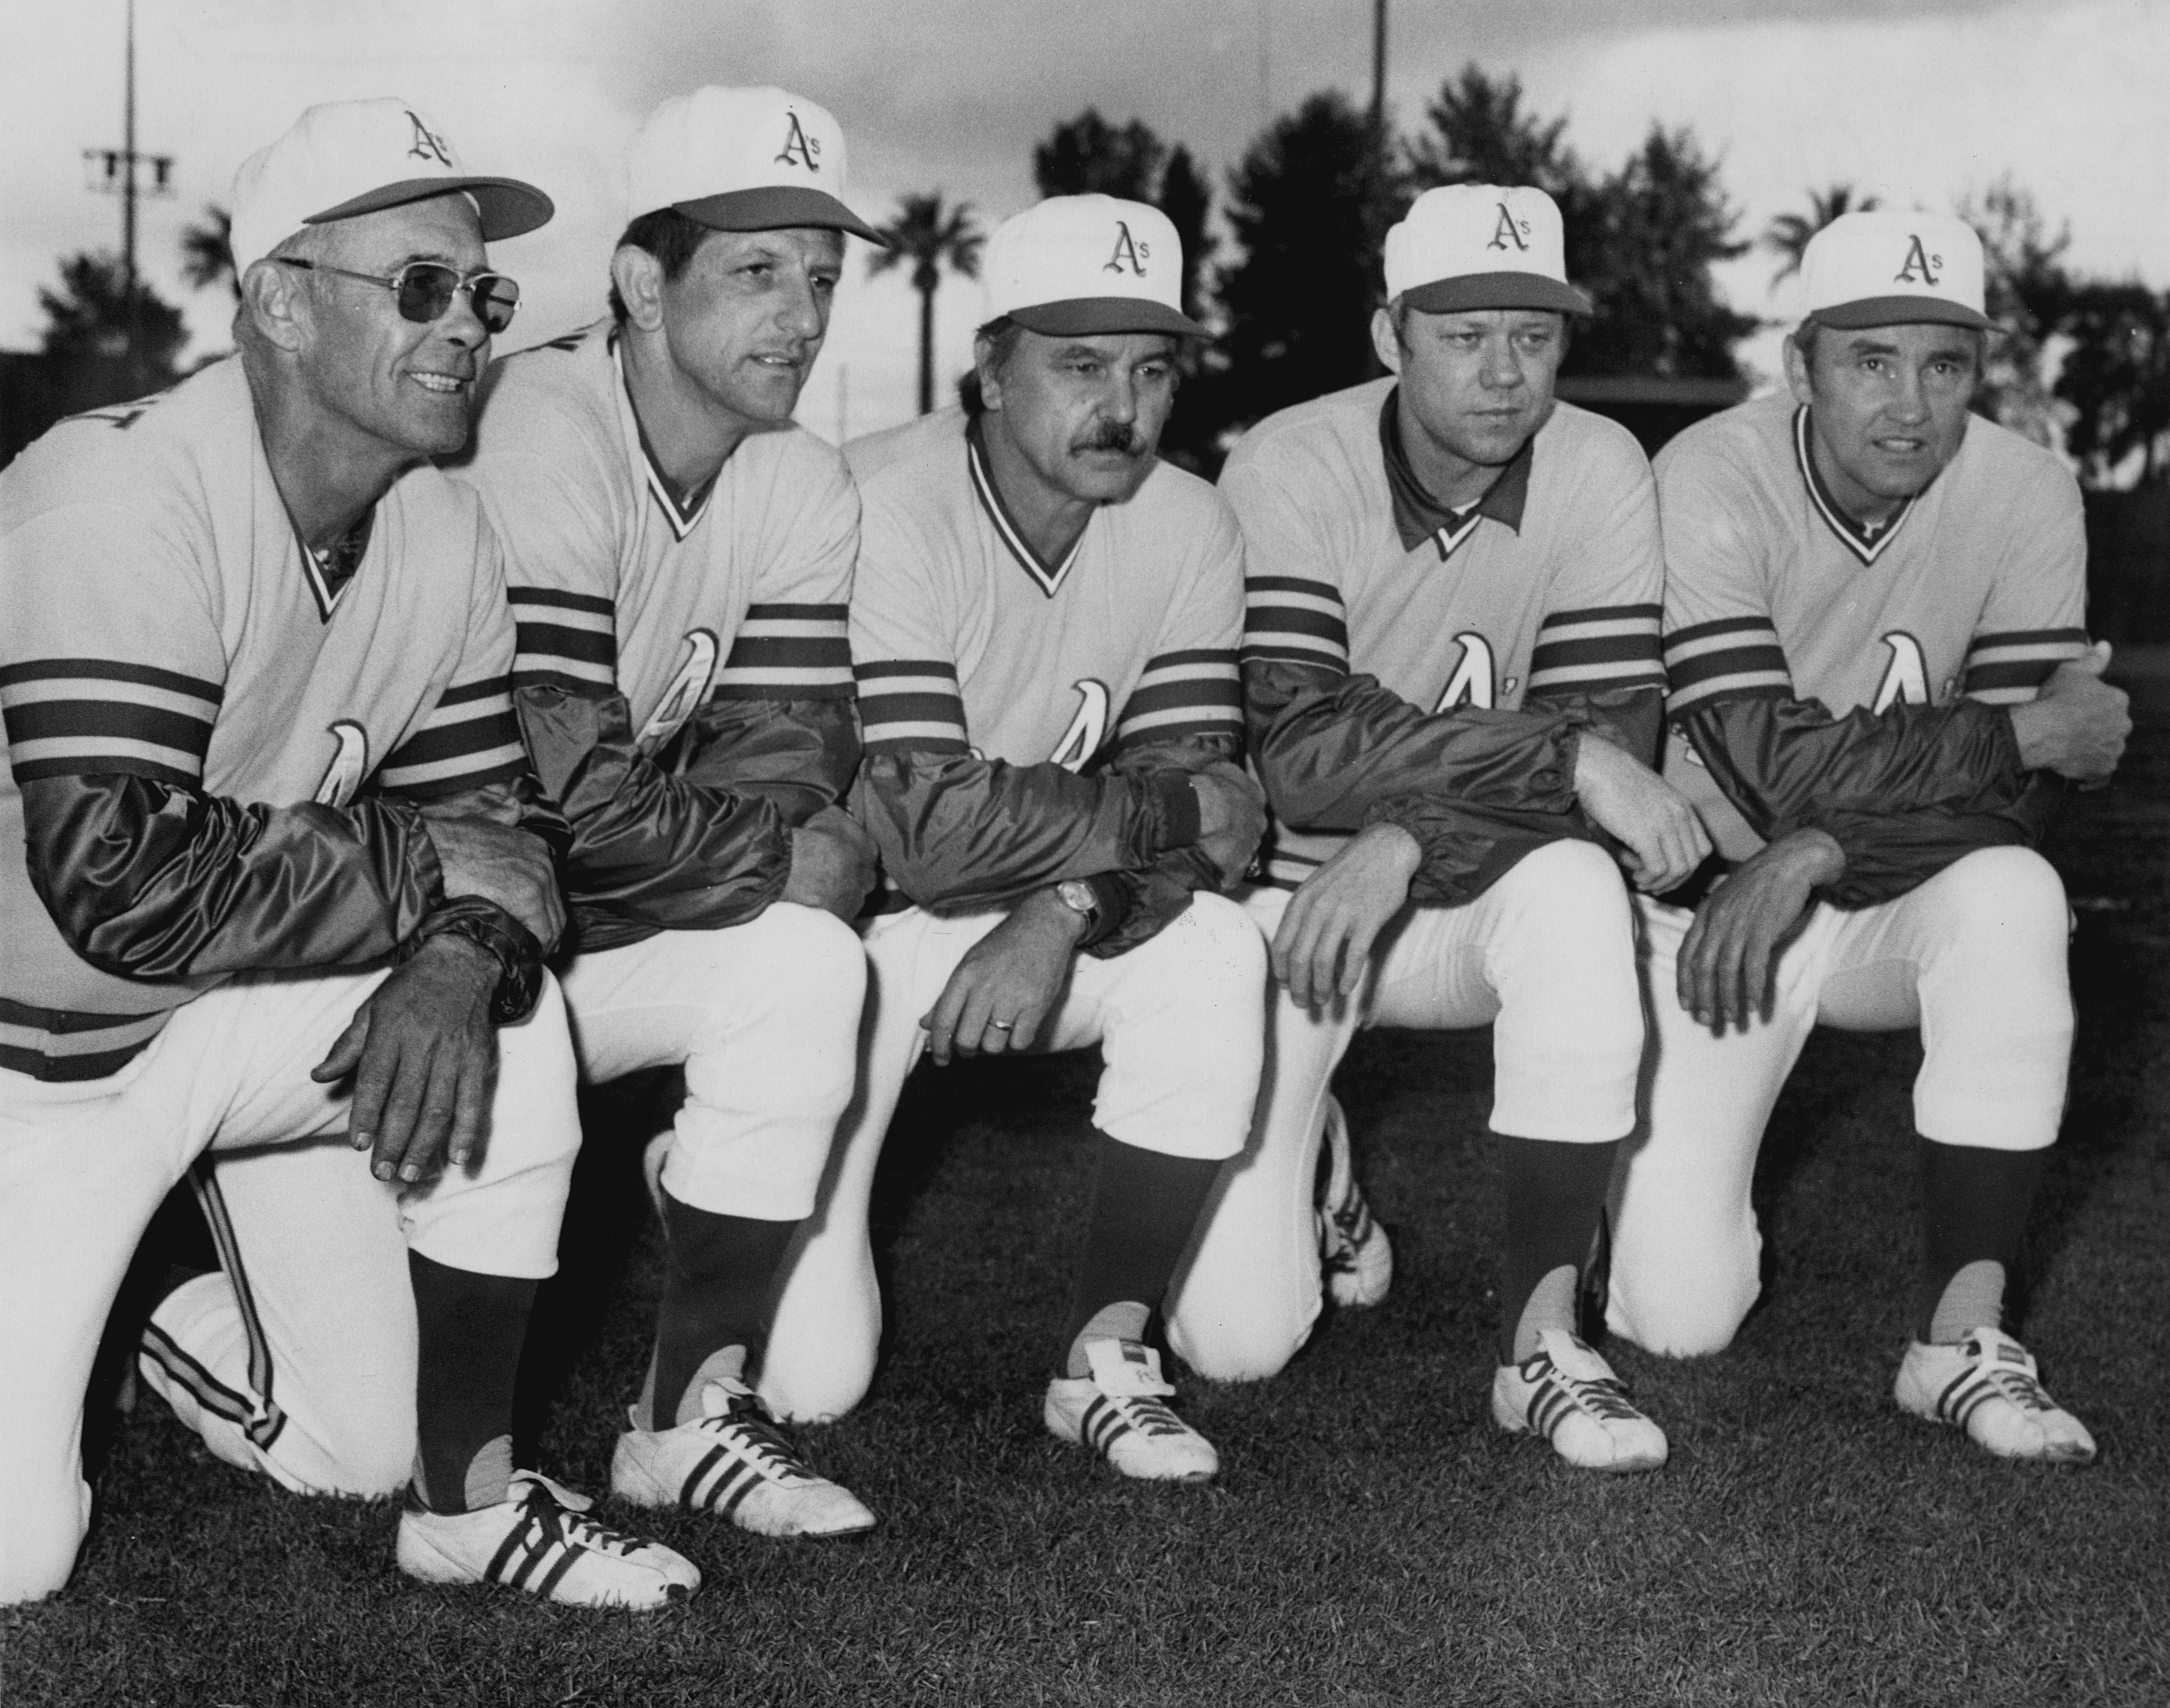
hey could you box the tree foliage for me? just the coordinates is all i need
[867,192,983,416]
[1763,183,1879,282]
[1210,91,1400,434]
[1957,177,2073,446]
[4,252,188,465]
[2055,283,2170,484]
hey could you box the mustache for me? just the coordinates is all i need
[1074,420,1146,455]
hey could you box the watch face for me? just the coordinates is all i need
[1057,880,1097,915]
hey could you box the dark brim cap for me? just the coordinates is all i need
[1397,271,1592,317]
[673,185,888,245]
[307,176,555,243]
[1007,296,1209,339]
[1808,294,1997,332]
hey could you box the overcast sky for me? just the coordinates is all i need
[4,0,2164,439]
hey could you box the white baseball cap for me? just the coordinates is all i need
[984,195,1206,338]
[1383,185,1591,317]
[229,99,552,275]
[1802,209,1992,331]
[625,86,883,243]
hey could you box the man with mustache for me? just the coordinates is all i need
[1176,185,1708,1474]
[448,87,881,1537]
[2,100,695,1608]
[756,195,1268,1481]
[1607,211,2125,1462]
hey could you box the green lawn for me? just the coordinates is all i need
[7,661,2170,1707]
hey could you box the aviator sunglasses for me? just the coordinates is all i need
[275,258,522,333]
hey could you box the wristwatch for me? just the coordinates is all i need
[1053,879,1100,925]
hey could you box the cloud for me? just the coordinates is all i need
[1,0,2157,438]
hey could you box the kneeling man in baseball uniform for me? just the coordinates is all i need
[3,102,694,1608]
[757,196,1268,1481]
[1608,211,2128,1463]
[451,86,880,1538]
[1173,186,1710,1474]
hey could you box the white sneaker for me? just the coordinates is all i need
[396,1472,700,1610]
[1492,1327,1669,1474]
[612,1377,876,1537]
[1043,1340,1218,1482]
[1316,1097,1393,1309]
[1894,1329,2097,1464]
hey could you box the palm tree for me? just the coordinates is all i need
[180,204,238,300]
[868,193,983,415]
[1763,184,1880,282]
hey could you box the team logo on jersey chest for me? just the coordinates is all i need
[313,721,370,808]
[1435,632,1498,711]
[638,630,721,752]
[1872,631,1930,712]
[1049,679,1111,770]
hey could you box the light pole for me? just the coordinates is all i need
[82,0,173,390]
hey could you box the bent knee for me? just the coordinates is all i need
[1938,846,2068,935]
[1171,891,1270,985]
[755,904,871,998]
[1504,839,1635,940]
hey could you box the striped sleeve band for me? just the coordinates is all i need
[1526,603,1665,696]
[715,603,853,702]
[0,659,222,787]
[1962,628,2091,704]
[0,995,174,1082]
[378,674,529,798]
[1663,616,1793,715]
[1115,648,1243,750]
[857,658,969,754]
[1241,576,1349,671]
[508,587,616,692]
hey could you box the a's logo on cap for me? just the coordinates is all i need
[1487,203,1532,253]
[1103,220,1150,275]
[775,109,821,171]
[405,110,453,167]
[1894,233,1942,286]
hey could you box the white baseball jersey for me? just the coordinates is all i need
[458,320,855,736]
[0,360,526,1082]
[1656,394,2089,861]
[848,406,1244,773]
[1224,377,1666,886]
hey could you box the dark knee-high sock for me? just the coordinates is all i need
[409,1251,536,1514]
[647,1191,800,1429]
[1499,1134,1620,1364]
[1059,1132,1222,1377]
[1917,1140,2048,1342]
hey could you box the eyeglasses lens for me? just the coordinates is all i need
[393,265,520,333]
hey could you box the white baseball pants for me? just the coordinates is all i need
[1607,845,2074,1358]
[1166,837,1645,1382]
[3,969,579,1606]
[558,903,867,1222]
[756,890,1267,1423]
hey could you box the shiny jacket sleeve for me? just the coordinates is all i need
[482,410,861,950]
[847,489,1207,914]
[1222,418,1589,908]
[0,491,457,979]
[1656,426,2090,896]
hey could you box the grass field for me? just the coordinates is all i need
[7,663,2170,1707]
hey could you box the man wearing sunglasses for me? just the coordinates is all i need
[1,100,697,1609]
[449,86,882,1538]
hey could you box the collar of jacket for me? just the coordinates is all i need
[1377,385,1534,558]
